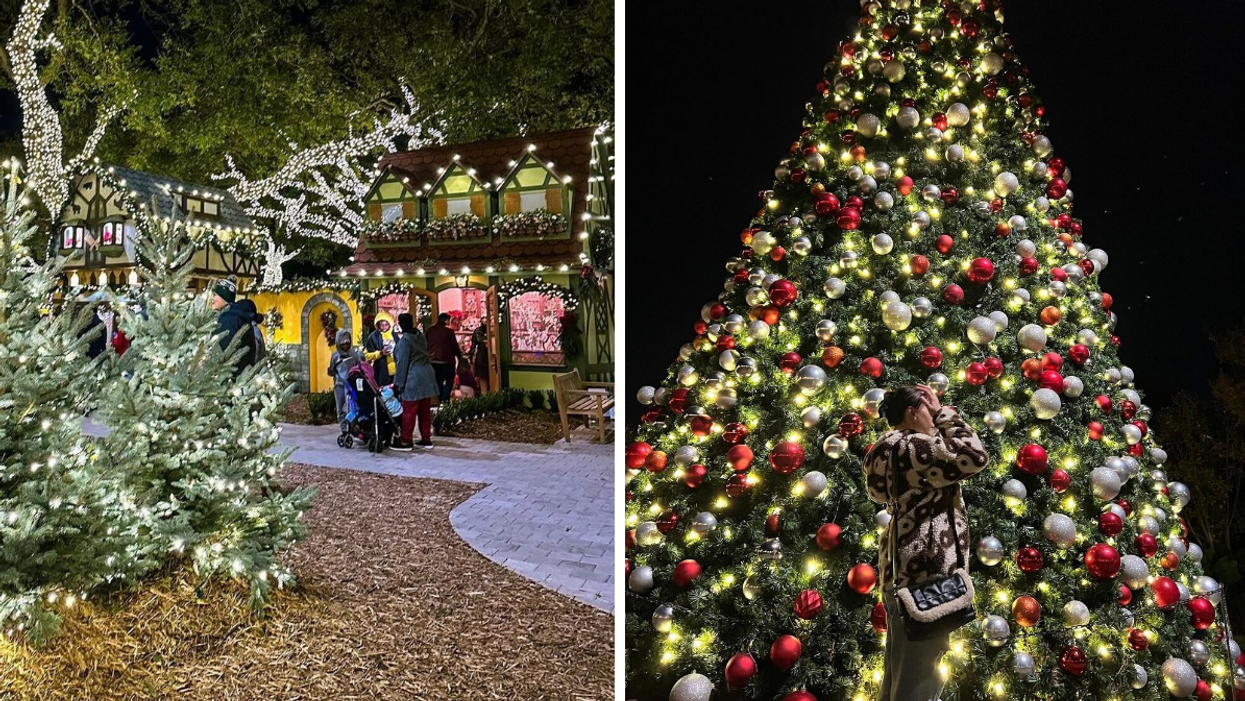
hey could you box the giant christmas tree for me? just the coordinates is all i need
[624,3,1241,700]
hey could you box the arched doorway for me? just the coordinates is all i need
[301,293,354,394]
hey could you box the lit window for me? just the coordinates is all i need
[62,225,81,248]
[203,200,219,217]
[507,291,565,366]
[381,203,403,223]
[445,197,472,215]
[520,191,546,212]
[436,287,486,354]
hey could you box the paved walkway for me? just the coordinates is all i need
[278,424,615,612]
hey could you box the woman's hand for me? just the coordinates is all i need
[917,384,942,413]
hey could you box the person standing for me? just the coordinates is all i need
[365,313,397,386]
[211,277,256,375]
[862,385,989,701]
[425,312,464,403]
[391,312,437,450]
[328,329,366,435]
[469,323,490,393]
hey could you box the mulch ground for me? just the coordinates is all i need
[0,465,613,701]
[439,409,567,445]
[277,394,336,426]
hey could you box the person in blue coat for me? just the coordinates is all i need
[391,312,438,450]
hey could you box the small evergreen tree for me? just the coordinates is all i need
[97,205,314,607]
[0,163,130,642]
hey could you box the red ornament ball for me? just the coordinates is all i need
[984,357,1004,378]
[769,442,807,475]
[765,513,781,536]
[1049,266,1068,282]
[1087,421,1104,440]
[1069,344,1090,364]
[1046,178,1068,199]
[1136,533,1159,558]
[1120,400,1137,420]
[1128,627,1149,650]
[1059,645,1087,676]
[725,473,751,498]
[814,194,841,217]
[722,422,749,444]
[1151,576,1180,610]
[769,279,799,307]
[726,445,754,471]
[1016,444,1049,476]
[1049,468,1071,493]
[967,257,995,284]
[1019,256,1039,275]
[816,523,843,551]
[860,357,884,379]
[683,463,708,489]
[1038,370,1064,392]
[920,346,943,369]
[1095,395,1113,414]
[770,635,803,670]
[673,559,702,588]
[724,652,757,688]
[795,589,823,619]
[1041,352,1064,371]
[896,175,915,195]
[782,693,818,701]
[935,234,955,255]
[1017,547,1044,573]
[657,510,680,534]
[1085,543,1121,579]
[1188,597,1216,630]
[837,207,861,230]
[1119,585,1132,605]
[847,564,878,594]
[1196,680,1212,701]
[940,187,959,205]
[645,451,669,473]
[1117,498,1133,517]
[1098,512,1123,536]
[965,362,989,386]
[689,415,713,437]
[870,601,888,633]
[625,442,652,470]
[839,413,864,437]
[910,254,929,275]
[779,352,803,373]
[942,283,965,305]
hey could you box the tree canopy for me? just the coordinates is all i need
[0,0,614,270]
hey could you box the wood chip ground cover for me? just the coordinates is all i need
[0,465,612,700]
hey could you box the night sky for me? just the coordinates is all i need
[625,1,1245,418]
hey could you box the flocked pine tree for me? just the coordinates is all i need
[0,162,132,643]
[624,3,1241,701]
[95,199,314,608]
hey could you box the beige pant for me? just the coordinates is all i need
[879,590,950,701]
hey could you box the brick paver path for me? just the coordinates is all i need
[280,424,615,612]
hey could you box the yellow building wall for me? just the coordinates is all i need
[245,290,362,346]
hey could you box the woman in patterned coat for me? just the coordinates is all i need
[862,385,989,701]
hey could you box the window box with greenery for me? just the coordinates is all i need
[361,217,421,242]
[425,212,486,242]
[493,209,569,239]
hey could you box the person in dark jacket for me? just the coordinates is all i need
[364,313,397,386]
[862,385,989,701]
[468,323,490,393]
[212,277,256,374]
[328,328,366,435]
[392,312,438,450]
[425,312,464,402]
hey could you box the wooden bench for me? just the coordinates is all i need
[553,369,614,444]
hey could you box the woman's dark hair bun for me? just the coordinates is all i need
[881,386,925,428]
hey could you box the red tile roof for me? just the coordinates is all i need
[344,127,598,274]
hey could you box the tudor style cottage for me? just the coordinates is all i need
[248,125,614,393]
[57,165,261,290]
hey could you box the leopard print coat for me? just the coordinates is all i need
[863,407,989,592]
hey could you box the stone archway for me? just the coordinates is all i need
[297,292,354,393]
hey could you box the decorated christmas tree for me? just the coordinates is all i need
[95,203,315,607]
[0,162,131,643]
[624,3,1241,700]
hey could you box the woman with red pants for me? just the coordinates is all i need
[391,313,438,450]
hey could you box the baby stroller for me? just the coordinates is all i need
[337,360,402,453]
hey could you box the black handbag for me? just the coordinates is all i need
[887,443,976,641]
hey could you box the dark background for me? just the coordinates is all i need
[626,2,1245,418]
